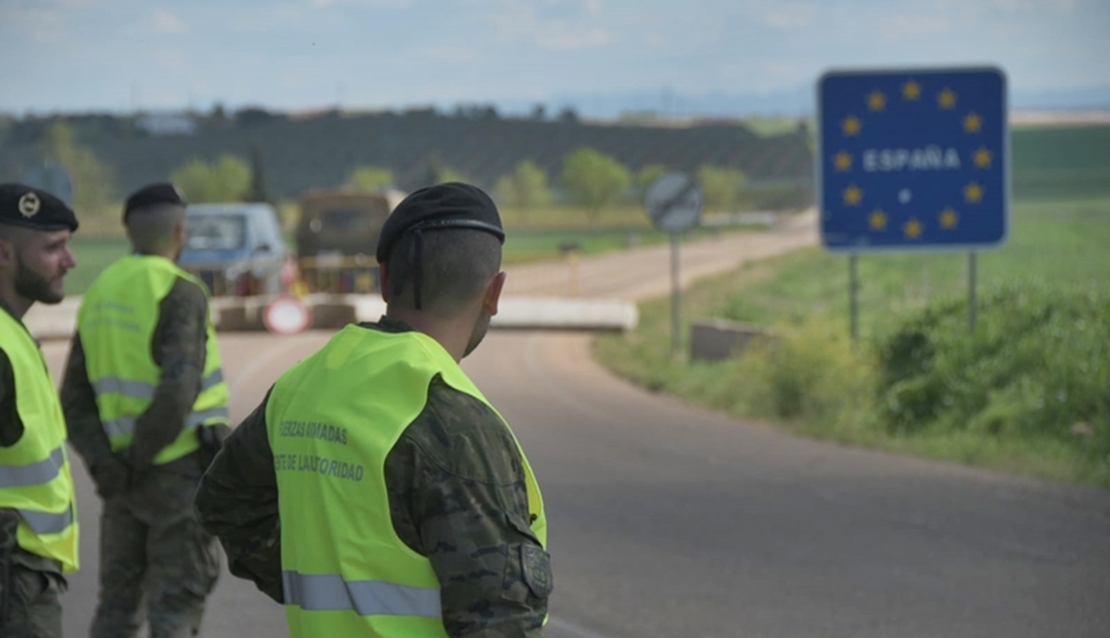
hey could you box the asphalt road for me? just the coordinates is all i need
[36,216,1110,637]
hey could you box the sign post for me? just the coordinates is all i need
[817,67,1009,337]
[644,173,704,356]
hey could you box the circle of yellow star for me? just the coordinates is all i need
[867,90,886,112]
[843,184,863,206]
[963,112,982,133]
[964,182,984,203]
[973,147,992,169]
[841,115,862,137]
[939,207,959,229]
[869,209,887,230]
[904,219,923,239]
[938,88,957,110]
[833,151,853,172]
[902,80,922,101]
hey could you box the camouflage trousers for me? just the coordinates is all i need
[91,462,221,638]
[0,565,66,638]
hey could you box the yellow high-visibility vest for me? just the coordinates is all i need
[267,325,547,637]
[0,310,79,572]
[78,255,228,465]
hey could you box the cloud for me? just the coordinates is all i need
[877,13,953,38]
[5,6,67,45]
[764,3,816,30]
[33,0,101,7]
[155,49,187,71]
[310,0,414,8]
[424,45,480,63]
[491,0,611,50]
[150,9,188,34]
[988,0,1087,12]
[538,27,609,51]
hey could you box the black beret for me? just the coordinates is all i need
[0,183,79,232]
[123,182,187,221]
[376,182,504,264]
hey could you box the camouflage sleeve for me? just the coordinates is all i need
[0,348,23,447]
[194,388,284,604]
[131,277,209,471]
[60,335,113,462]
[385,378,552,638]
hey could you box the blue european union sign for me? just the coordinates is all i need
[817,67,1008,252]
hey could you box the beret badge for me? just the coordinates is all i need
[18,192,41,218]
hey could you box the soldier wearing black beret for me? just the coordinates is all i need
[122,182,187,223]
[0,183,80,638]
[196,183,553,637]
[61,182,227,638]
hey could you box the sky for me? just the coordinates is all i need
[1,0,1108,117]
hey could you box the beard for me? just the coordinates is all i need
[462,310,492,359]
[14,254,65,305]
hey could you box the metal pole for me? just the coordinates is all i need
[568,252,580,297]
[671,233,681,356]
[968,252,978,333]
[849,254,859,341]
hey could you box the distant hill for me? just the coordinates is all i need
[5,107,1106,209]
[0,109,813,204]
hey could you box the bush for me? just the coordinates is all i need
[729,318,877,430]
[875,282,1110,462]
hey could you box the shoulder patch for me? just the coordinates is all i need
[520,544,553,598]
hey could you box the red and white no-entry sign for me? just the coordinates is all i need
[262,295,312,336]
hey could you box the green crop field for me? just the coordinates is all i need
[1011,124,1110,199]
[595,121,1110,487]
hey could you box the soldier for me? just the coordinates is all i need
[61,183,227,638]
[195,182,553,637]
[0,184,80,638]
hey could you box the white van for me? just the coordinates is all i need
[179,203,287,296]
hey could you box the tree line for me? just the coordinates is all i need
[26,122,750,228]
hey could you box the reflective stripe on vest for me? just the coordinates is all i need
[0,446,64,488]
[103,406,230,439]
[92,369,225,402]
[20,503,75,535]
[282,571,441,618]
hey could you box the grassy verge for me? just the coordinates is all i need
[595,196,1110,487]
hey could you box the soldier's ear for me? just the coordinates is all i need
[483,271,506,317]
[379,262,392,303]
[0,236,14,268]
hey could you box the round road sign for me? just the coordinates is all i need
[644,172,703,233]
[262,295,312,336]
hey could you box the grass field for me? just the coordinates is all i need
[595,194,1110,486]
[711,196,1110,339]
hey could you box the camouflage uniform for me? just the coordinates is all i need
[0,550,66,638]
[196,318,553,637]
[62,277,222,638]
[0,308,67,638]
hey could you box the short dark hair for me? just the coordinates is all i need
[386,227,501,316]
[125,204,185,254]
